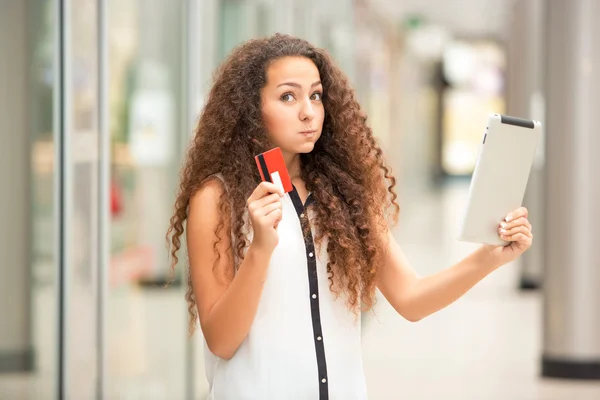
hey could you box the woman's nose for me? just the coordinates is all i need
[300,100,315,121]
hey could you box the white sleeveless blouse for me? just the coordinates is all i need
[203,175,367,399]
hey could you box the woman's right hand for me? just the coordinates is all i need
[247,182,284,252]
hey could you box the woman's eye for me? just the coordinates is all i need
[311,92,323,101]
[281,93,295,102]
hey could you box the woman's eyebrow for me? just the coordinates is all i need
[276,81,322,88]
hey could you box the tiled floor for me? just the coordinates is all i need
[2,181,600,399]
[362,181,600,399]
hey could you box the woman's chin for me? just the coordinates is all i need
[296,142,316,153]
[280,140,317,156]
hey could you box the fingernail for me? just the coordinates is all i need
[505,215,513,222]
[500,229,506,234]
[500,222,507,228]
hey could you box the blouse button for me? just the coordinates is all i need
[317,336,322,341]
[309,252,314,258]
[312,294,317,299]
[300,213,305,218]
[321,378,327,383]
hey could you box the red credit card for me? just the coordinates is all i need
[254,147,293,193]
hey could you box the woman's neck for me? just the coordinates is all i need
[284,152,302,181]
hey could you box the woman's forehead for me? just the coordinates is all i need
[266,56,321,85]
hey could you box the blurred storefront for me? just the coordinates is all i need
[440,39,506,176]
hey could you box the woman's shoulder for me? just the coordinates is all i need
[189,175,229,222]
[193,174,226,199]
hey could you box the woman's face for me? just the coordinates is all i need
[261,56,324,159]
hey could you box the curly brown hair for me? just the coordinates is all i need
[167,33,400,334]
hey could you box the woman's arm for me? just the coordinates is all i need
[376,207,532,322]
[187,179,273,360]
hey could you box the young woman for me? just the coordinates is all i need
[167,34,533,399]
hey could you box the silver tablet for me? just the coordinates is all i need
[458,113,542,246]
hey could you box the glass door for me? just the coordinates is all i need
[60,0,102,397]
[0,1,59,399]
[105,0,190,398]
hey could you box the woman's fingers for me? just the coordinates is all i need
[499,207,534,251]
[266,208,283,229]
[502,232,533,249]
[499,217,533,240]
[254,193,282,209]
[261,201,283,217]
[499,217,532,234]
[247,181,283,205]
[505,207,528,222]
[248,193,281,214]
[499,225,532,240]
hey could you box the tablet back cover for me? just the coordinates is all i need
[458,114,541,245]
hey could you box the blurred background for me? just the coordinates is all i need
[1,0,599,399]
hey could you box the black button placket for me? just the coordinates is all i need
[289,187,329,400]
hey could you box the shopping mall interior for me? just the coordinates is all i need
[1,0,599,398]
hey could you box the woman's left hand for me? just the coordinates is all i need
[483,207,533,266]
